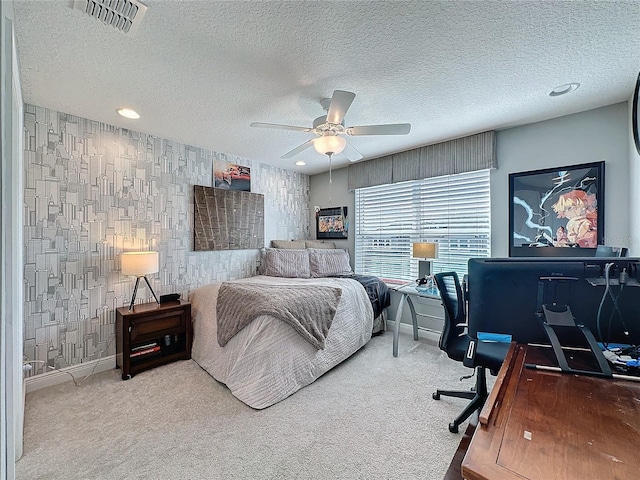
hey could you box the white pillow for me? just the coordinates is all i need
[264,249,310,278]
[308,248,353,277]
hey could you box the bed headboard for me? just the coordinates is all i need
[270,240,336,249]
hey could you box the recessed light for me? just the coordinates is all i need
[295,161,306,166]
[116,108,140,119]
[549,83,580,97]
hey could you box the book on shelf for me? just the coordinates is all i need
[130,345,161,358]
[131,342,157,352]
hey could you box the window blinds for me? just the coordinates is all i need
[354,169,491,282]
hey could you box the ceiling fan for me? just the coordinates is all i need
[250,90,411,162]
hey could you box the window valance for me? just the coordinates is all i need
[347,131,496,190]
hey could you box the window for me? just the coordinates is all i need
[354,169,491,282]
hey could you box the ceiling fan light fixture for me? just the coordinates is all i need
[313,135,346,156]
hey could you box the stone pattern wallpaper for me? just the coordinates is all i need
[23,104,309,376]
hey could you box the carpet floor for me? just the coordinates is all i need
[16,330,481,480]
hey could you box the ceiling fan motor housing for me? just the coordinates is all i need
[312,116,344,134]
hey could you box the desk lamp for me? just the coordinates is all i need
[121,251,160,310]
[412,242,438,284]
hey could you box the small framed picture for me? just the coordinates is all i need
[213,160,251,191]
[316,206,348,239]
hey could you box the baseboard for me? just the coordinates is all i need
[24,355,116,393]
[386,320,441,344]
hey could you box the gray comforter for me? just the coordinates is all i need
[216,282,342,350]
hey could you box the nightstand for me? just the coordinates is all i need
[389,284,444,357]
[116,300,192,380]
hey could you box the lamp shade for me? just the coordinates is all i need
[412,242,438,259]
[121,251,159,276]
[313,135,346,155]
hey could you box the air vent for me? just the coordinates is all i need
[73,0,147,36]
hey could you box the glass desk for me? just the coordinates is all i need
[389,283,441,357]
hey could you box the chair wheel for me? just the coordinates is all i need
[449,422,459,434]
[432,392,440,400]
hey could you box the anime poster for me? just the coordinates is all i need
[213,160,251,191]
[316,206,348,239]
[509,162,604,257]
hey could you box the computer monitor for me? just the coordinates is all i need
[467,257,640,346]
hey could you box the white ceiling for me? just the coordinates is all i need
[12,0,640,175]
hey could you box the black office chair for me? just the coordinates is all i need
[432,272,509,433]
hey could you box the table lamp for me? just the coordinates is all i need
[121,251,160,310]
[412,242,438,283]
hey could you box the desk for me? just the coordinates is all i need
[462,343,640,480]
[390,284,442,357]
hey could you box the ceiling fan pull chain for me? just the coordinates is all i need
[328,153,333,204]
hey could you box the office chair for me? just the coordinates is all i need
[432,272,509,433]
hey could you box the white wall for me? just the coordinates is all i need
[308,167,354,263]
[1,0,24,475]
[311,102,634,265]
[492,103,630,257]
[309,103,634,331]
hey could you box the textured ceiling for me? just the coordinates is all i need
[12,0,640,175]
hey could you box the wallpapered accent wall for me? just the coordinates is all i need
[22,104,309,376]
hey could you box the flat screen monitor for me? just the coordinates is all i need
[467,257,640,346]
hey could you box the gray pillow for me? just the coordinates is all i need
[264,248,310,278]
[270,239,307,249]
[304,240,336,249]
[308,248,353,277]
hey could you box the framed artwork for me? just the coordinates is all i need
[213,160,251,191]
[316,206,348,239]
[509,161,604,257]
[193,185,264,251]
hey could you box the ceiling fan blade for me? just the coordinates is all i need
[250,122,311,132]
[281,139,315,159]
[346,123,411,136]
[326,90,356,124]
[343,140,363,162]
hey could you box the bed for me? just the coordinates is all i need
[190,246,389,409]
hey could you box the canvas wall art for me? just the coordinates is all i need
[194,185,264,251]
[214,160,251,191]
[509,162,604,257]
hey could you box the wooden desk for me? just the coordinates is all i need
[462,343,640,480]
